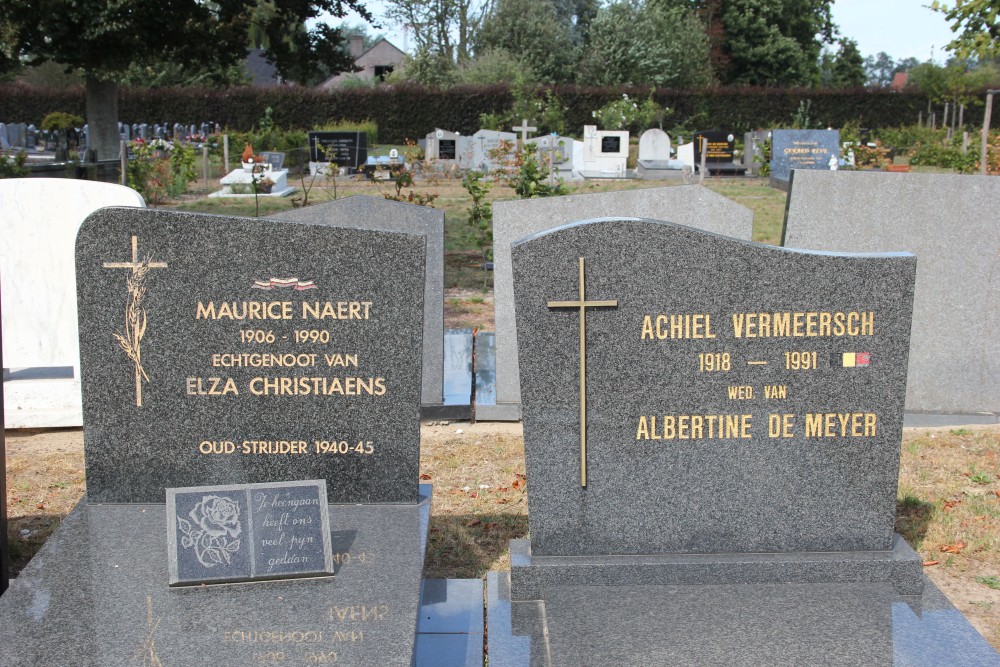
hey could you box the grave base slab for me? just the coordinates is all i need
[486,571,1000,667]
[509,533,925,600]
[0,486,433,667]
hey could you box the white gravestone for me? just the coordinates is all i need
[424,128,462,165]
[471,129,517,172]
[1,179,146,427]
[581,125,629,178]
[638,129,671,163]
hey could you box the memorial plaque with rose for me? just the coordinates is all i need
[166,480,333,585]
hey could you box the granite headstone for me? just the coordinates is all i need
[693,129,745,174]
[782,170,1000,416]
[482,186,754,421]
[770,129,840,182]
[508,217,922,598]
[75,208,425,503]
[308,130,368,169]
[272,196,448,417]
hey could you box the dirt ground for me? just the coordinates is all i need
[4,422,999,650]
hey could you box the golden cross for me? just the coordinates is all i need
[103,236,167,407]
[547,257,618,487]
[102,235,168,271]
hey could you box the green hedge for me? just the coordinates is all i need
[0,82,990,144]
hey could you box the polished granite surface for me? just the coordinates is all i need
[0,487,431,667]
[487,571,1000,666]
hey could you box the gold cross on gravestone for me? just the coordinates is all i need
[103,235,168,407]
[547,257,618,487]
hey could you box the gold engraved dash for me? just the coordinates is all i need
[103,236,168,407]
[747,361,769,366]
[547,257,618,487]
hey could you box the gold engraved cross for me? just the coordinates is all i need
[547,257,618,487]
[103,235,168,407]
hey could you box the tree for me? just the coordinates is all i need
[931,0,1000,60]
[0,0,371,161]
[474,0,578,83]
[715,0,836,86]
[383,0,490,63]
[864,51,897,87]
[830,38,865,87]
[578,0,713,88]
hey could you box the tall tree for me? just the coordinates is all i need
[831,38,866,87]
[383,0,490,63]
[931,0,1000,60]
[474,0,578,83]
[0,0,370,161]
[579,0,713,88]
[714,0,836,85]
[864,52,897,87]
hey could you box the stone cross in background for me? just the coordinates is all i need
[512,119,536,144]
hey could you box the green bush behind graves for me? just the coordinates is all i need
[0,83,991,144]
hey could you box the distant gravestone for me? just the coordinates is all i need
[508,217,922,600]
[308,130,369,169]
[770,129,840,183]
[272,196,448,417]
[260,151,285,170]
[744,130,771,175]
[471,129,517,171]
[424,128,461,164]
[782,170,1000,415]
[167,480,333,585]
[75,208,424,503]
[580,125,628,178]
[638,128,671,163]
[693,129,746,175]
[481,186,754,421]
[1,179,146,428]
[0,124,9,150]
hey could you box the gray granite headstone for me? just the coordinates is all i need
[782,170,1000,415]
[770,129,840,182]
[472,129,517,171]
[76,208,424,503]
[167,480,333,585]
[482,186,754,421]
[508,217,922,597]
[272,196,446,416]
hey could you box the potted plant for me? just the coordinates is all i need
[241,143,256,171]
[256,176,275,194]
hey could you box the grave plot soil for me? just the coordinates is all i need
[5,424,998,650]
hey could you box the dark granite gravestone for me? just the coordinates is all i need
[0,208,441,666]
[260,151,285,170]
[770,129,840,183]
[508,217,922,595]
[483,217,1000,664]
[75,208,424,504]
[693,129,745,174]
[308,130,369,168]
[438,139,457,160]
[167,480,333,585]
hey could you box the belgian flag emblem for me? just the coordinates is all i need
[830,352,871,368]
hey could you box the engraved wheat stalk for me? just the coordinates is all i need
[113,256,153,407]
[133,595,164,667]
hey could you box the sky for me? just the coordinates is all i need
[829,0,958,62]
[329,0,961,64]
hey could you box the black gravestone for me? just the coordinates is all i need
[770,129,840,182]
[600,136,621,154]
[438,139,457,160]
[167,480,333,585]
[694,129,745,174]
[308,131,369,168]
[75,208,424,504]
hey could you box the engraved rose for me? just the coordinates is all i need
[190,495,242,539]
[177,494,243,568]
